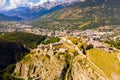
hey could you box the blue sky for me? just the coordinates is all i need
[0,0,63,10]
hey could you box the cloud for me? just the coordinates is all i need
[34,0,48,6]
[1,0,63,10]
[6,0,50,9]
[7,0,35,9]
[33,0,57,6]
[0,0,6,8]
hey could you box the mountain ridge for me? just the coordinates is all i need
[0,0,80,20]
[31,0,120,30]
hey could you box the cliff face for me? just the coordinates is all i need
[13,52,108,80]
[12,37,110,80]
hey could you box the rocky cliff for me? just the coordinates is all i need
[12,37,110,80]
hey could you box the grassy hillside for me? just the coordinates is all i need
[31,0,120,30]
[87,48,120,79]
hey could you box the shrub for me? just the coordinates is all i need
[86,44,94,50]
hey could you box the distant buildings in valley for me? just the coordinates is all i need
[0,23,119,53]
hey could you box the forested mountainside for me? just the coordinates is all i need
[0,39,29,80]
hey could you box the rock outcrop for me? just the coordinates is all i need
[12,37,110,80]
[12,52,109,80]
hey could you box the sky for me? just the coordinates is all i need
[0,0,63,10]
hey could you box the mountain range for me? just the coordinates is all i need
[0,0,120,30]
[31,0,120,29]
[0,0,79,21]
